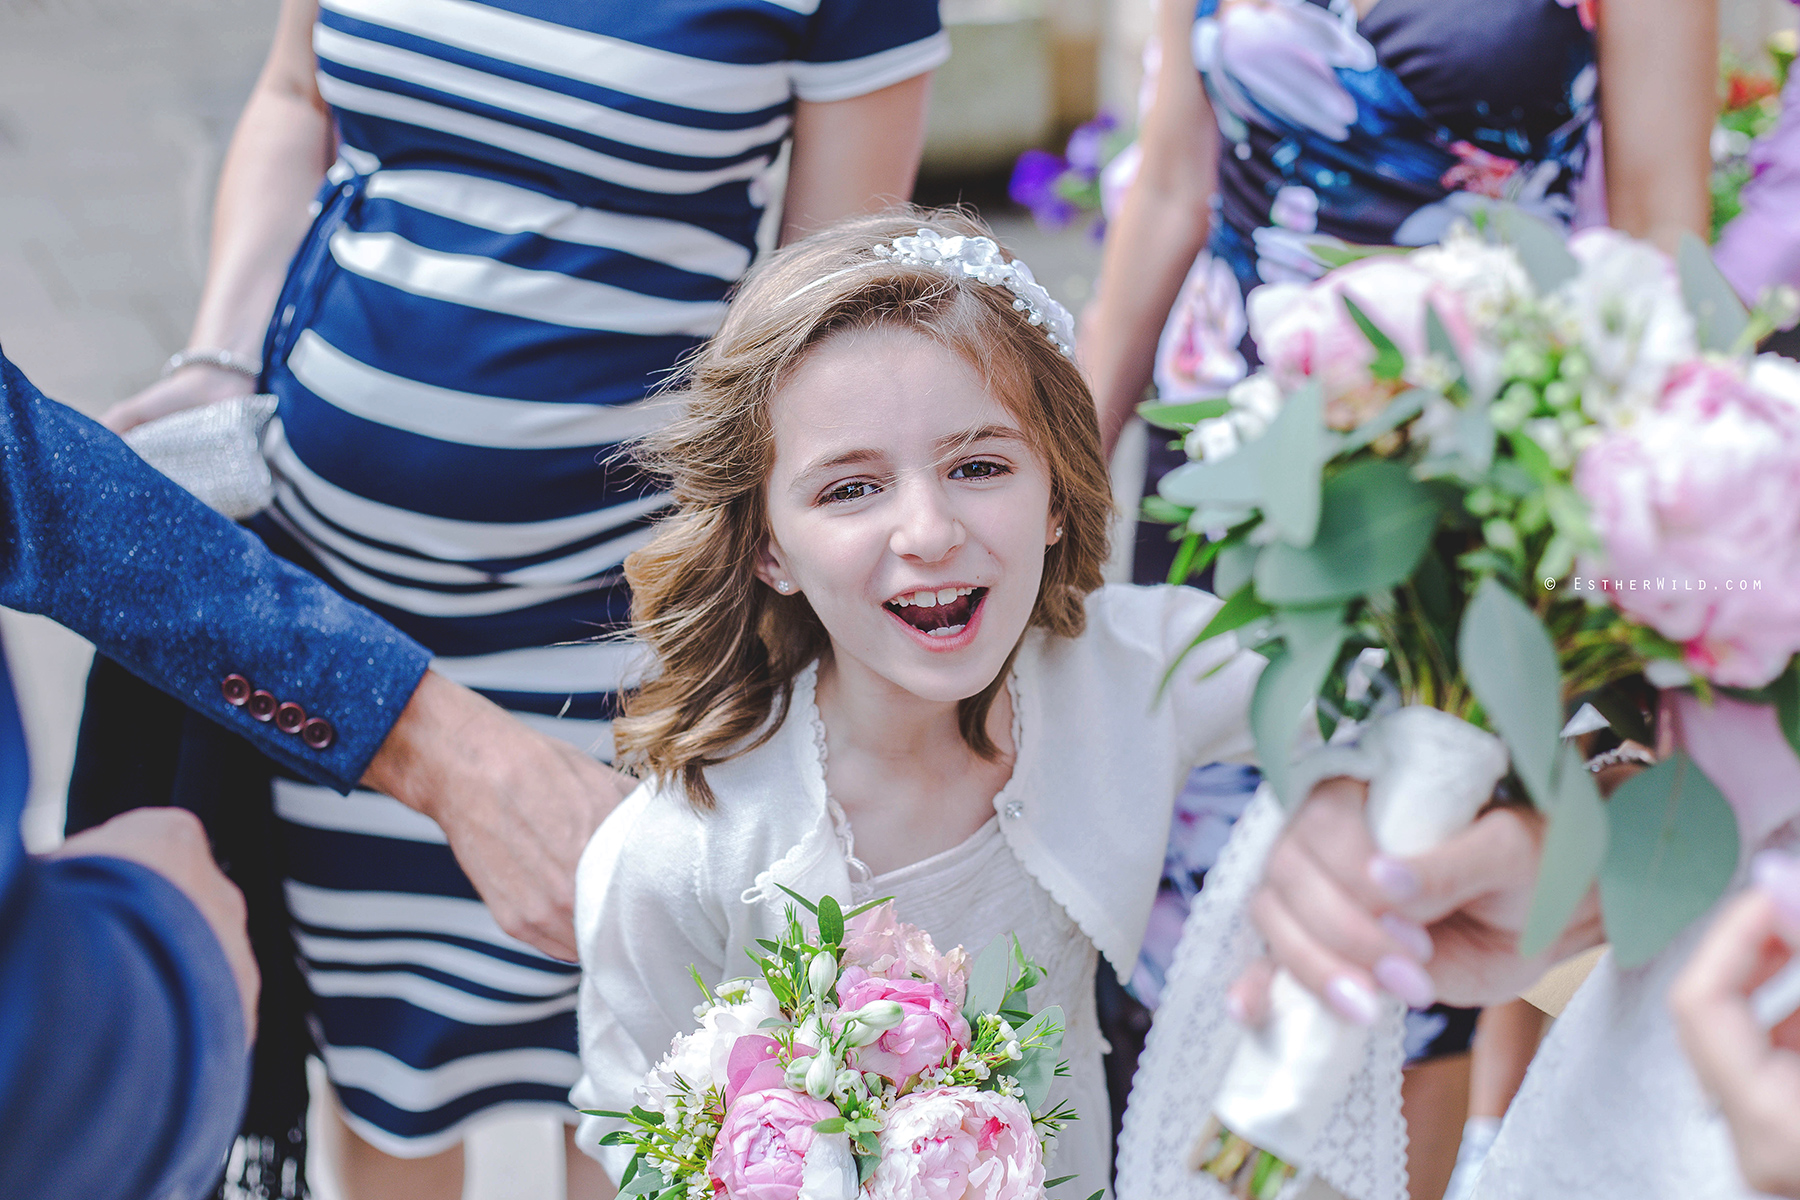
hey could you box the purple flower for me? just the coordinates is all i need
[1064,111,1119,176]
[1007,149,1079,229]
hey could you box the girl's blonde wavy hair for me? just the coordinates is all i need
[614,208,1115,808]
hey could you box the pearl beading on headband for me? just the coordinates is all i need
[871,229,1077,358]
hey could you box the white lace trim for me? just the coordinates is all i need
[1116,785,1409,1200]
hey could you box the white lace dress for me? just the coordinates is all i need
[860,819,1113,1199]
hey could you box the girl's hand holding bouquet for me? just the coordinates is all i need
[586,891,1087,1200]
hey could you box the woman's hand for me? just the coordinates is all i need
[102,363,256,433]
[1670,851,1800,1199]
[1232,778,1604,1025]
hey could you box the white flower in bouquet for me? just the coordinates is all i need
[640,980,783,1113]
[1409,225,1532,332]
[1557,227,1698,424]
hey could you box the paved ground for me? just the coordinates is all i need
[0,3,1099,1196]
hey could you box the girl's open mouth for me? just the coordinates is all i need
[883,586,988,639]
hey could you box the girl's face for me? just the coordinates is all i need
[757,325,1061,705]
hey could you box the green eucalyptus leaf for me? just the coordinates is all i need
[1425,303,1468,388]
[1139,397,1231,431]
[962,937,1013,1025]
[1342,295,1406,381]
[858,1154,881,1186]
[1494,206,1579,292]
[1213,540,1260,600]
[1455,405,1496,473]
[620,1156,640,1187]
[1257,382,1325,546]
[1599,751,1740,968]
[1520,742,1609,957]
[1678,231,1751,352]
[812,1117,849,1134]
[817,894,845,946]
[1159,438,1268,508]
[1252,608,1349,804]
[1772,661,1800,762]
[1253,460,1439,606]
[1340,388,1428,454]
[621,1166,669,1197]
[1458,578,1562,806]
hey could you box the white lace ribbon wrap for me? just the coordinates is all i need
[1117,707,1508,1200]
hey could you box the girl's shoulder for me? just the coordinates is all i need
[1038,582,1234,671]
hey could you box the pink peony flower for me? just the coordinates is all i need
[1575,356,1800,687]
[841,903,970,1010]
[1246,253,1482,428]
[836,967,971,1086]
[864,1087,1045,1200]
[708,1087,857,1200]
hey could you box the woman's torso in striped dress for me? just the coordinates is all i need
[258,0,945,1152]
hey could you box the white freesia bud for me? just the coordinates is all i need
[798,1016,832,1051]
[843,1018,886,1047]
[852,1000,905,1031]
[1005,1040,1023,1061]
[996,1019,1016,1041]
[805,1053,837,1099]
[834,1068,862,1096]
[808,951,838,1000]
[785,1056,814,1091]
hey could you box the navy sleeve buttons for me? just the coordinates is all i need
[220,673,338,752]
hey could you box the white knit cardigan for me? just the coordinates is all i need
[570,583,1265,1166]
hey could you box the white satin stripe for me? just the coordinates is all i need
[788,32,951,103]
[287,880,532,952]
[304,968,579,1024]
[275,780,449,844]
[271,484,654,594]
[431,640,647,693]
[322,1045,582,1113]
[330,228,727,337]
[322,0,791,113]
[316,26,790,160]
[291,331,679,449]
[365,170,750,280]
[265,421,674,560]
[294,932,577,998]
[319,75,769,197]
[339,143,382,174]
[267,509,602,617]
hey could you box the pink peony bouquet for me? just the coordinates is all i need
[1141,207,1800,1185]
[585,891,1084,1200]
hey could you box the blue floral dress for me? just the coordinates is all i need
[1153,0,1598,402]
[1119,0,1596,1080]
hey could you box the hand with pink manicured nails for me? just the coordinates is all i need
[1233,777,1606,1026]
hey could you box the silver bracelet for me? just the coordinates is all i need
[162,348,262,381]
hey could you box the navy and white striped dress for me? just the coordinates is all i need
[256,0,946,1155]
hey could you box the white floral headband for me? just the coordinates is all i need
[783,228,1077,358]
[872,229,1076,357]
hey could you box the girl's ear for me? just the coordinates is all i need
[1045,509,1065,547]
[753,536,801,597]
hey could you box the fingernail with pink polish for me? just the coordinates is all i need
[1374,954,1437,1008]
[1368,855,1420,903]
[1325,975,1383,1026]
[1381,914,1435,962]
[1753,850,1800,927]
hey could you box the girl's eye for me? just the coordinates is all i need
[821,480,877,504]
[950,459,1010,481]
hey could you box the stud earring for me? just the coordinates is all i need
[776,580,792,593]
[1053,526,1064,540]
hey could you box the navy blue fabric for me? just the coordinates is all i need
[0,350,432,790]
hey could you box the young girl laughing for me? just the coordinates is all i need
[571,211,1266,1197]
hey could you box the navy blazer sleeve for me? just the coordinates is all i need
[0,350,432,789]
[0,653,250,1200]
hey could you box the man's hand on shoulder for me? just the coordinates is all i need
[362,670,634,961]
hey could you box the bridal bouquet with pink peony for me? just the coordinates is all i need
[584,890,1086,1200]
[1141,208,1800,1187]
